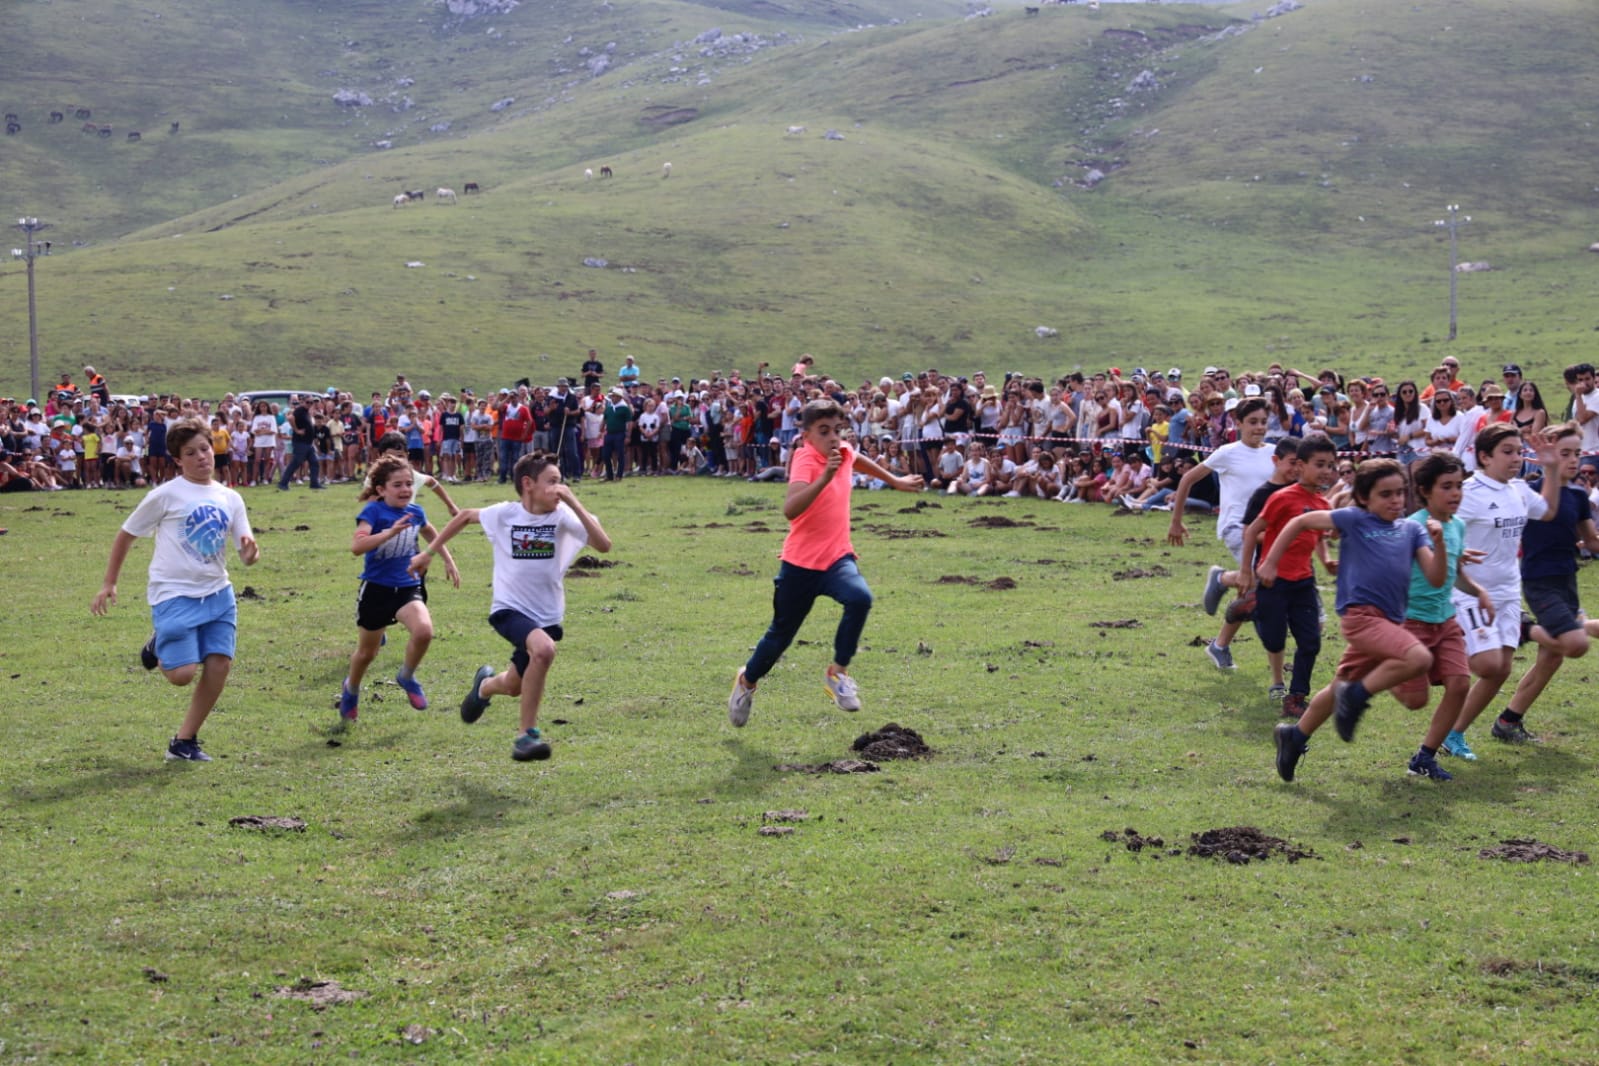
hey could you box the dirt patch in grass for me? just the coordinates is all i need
[1478,839,1590,864]
[572,555,617,569]
[936,574,979,584]
[860,524,947,539]
[229,815,307,832]
[710,563,757,576]
[239,586,264,600]
[1188,826,1318,864]
[641,106,698,128]
[969,515,1034,529]
[897,500,942,514]
[763,809,809,823]
[274,978,365,1009]
[773,759,879,774]
[935,575,1016,590]
[986,577,1017,590]
[1112,564,1171,580]
[742,522,772,533]
[1102,827,1167,852]
[1479,958,1599,982]
[1090,618,1142,629]
[853,723,933,761]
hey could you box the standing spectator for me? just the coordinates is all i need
[496,390,531,484]
[580,349,605,389]
[548,378,583,483]
[1563,363,1599,474]
[601,387,632,481]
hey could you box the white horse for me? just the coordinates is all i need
[662,161,672,179]
[436,187,457,203]
[392,194,408,208]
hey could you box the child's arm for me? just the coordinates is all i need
[427,475,460,517]
[352,515,413,556]
[1165,461,1214,545]
[419,522,460,587]
[1454,555,1494,624]
[1314,536,1337,576]
[1578,517,1599,555]
[1236,515,1267,594]
[784,447,844,519]
[1529,430,1565,519]
[90,530,139,615]
[1256,511,1337,587]
[410,508,481,577]
[554,485,612,552]
[852,450,923,492]
[1415,519,1449,588]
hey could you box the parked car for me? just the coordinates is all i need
[236,389,323,412]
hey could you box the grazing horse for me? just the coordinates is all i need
[127,131,141,142]
[393,194,409,208]
[49,111,64,124]
[662,161,672,178]
[74,107,91,120]
[405,189,425,201]
[436,187,457,203]
[599,166,612,178]
[463,182,480,194]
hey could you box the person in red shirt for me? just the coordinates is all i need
[727,399,922,726]
[1238,436,1339,718]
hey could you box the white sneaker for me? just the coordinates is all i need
[823,670,861,712]
[1004,490,1021,498]
[728,670,754,727]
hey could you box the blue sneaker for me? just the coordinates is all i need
[1205,641,1235,671]
[395,670,428,710]
[1202,566,1226,616]
[512,727,552,762]
[1408,750,1453,781]
[166,736,212,763]
[1440,730,1477,761]
[338,680,359,722]
[460,665,495,724]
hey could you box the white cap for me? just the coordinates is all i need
[1243,384,1262,397]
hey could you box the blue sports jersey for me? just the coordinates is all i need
[357,500,426,587]
[1331,506,1430,622]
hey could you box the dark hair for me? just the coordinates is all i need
[1392,379,1421,424]
[1429,390,1457,419]
[1295,435,1337,461]
[1550,419,1581,442]
[1412,452,1464,495]
[377,431,407,454]
[360,454,414,501]
[513,449,559,489]
[1563,362,1596,384]
[1272,439,1301,459]
[165,417,210,458]
[1234,397,1268,421]
[1516,381,1547,413]
[1352,458,1404,508]
[799,398,847,428]
[1474,423,1521,464]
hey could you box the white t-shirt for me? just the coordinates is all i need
[1204,440,1275,536]
[480,500,590,627]
[250,414,276,448]
[1423,411,1464,455]
[1452,472,1549,600]
[121,476,253,606]
[1576,388,1599,455]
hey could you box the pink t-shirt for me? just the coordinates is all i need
[782,441,857,570]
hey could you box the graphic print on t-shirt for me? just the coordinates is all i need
[182,504,232,565]
[511,523,556,560]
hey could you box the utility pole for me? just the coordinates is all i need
[1433,204,1470,342]
[11,217,51,404]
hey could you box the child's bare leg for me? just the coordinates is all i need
[346,628,384,688]
[394,601,434,677]
[1266,649,1285,688]
[1452,648,1514,732]
[1358,644,1433,697]
[175,653,231,739]
[1295,683,1337,735]
[1422,675,1468,751]
[515,630,557,731]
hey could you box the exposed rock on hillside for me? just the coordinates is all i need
[332,89,372,108]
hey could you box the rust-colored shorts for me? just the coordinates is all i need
[1333,604,1423,681]
[1392,617,1469,697]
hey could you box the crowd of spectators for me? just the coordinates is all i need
[4,356,1598,513]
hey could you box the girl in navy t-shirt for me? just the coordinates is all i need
[336,455,459,725]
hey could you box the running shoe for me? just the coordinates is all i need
[1491,718,1540,744]
[140,634,159,671]
[1407,750,1454,781]
[166,736,212,763]
[1267,683,1288,704]
[460,665,494,724]
[1224,591,1258,625]
[1281,693,1309,719]
[395,670,428,710]
[512,727,552,762]
[1274,723,1308,782]
[1202,566,1226,616]
[338,680,359,722]
[823,670,861,712]
[728,670,754,728]
[1205,641,1235,671]
[1332,680,1367,743]
[1440,730,1478,760]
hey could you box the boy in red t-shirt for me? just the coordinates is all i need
[1238,436,1338,718]
[728,399,923,726]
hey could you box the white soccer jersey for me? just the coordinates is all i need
[1452,472,1548,600]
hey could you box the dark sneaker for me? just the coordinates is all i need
[1274,723,1308,782]
[395,670,428,710]
[1205,641,1235,671]
[166,736,212,763]
[1224,591,1258,625]
[1491,718,1540,744]
[1408,750,1454,781]
[140,634,159,671]
[1282,693,1309,719]
[460,665,495,724]
[728,670,754,727]
[1202,566,1226,616]
[512,727,552,762]
[1332,681,1367,743]
[338,680,359,722]
[1441,730,1478,760]
[1517,614,1533,648]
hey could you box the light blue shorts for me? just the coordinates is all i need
[151,586,237,668]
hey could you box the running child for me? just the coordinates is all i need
[336,455,460,725]
[1392,452,1494,781]
[90,417,260,762]
[414,450,611,762]
[1262,459,1447,782]
[1493,423,1598,740]
[1237,436,1338,718]
[727,399,924,726]
[1440,425,1564,758]
[1167,397,1274,670]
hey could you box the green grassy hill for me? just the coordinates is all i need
[3,0,1597,398]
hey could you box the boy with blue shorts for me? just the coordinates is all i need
[92,417,260,762]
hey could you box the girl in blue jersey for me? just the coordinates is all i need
[336,454,459,724]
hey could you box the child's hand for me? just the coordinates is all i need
[895,474,924,492]
[553,483,577,508]
[90,583,116,616]
[1425,518,1444,542]
[1322,557,1339,576]
[1460,548,1487,567]
[823,446,844,477]
[408,552,432,577]
[444,558,461,589]
[1236,567,1255,596]
[1476,591,1495,625]
[390,513,414,531]
[238,535,260,566]
[1255,561,1277,588]
[1166,518,1189,547]
[1530,429,1563,473]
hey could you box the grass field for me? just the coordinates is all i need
[3,477,1597,1062]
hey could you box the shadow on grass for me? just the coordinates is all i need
[396,783,523,842]
[10,761,189,806]
[713,737,788,797]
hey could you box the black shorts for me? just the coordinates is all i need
[1524,573,1585,639]
[214,455,230,469]
[407,447,425,465]
[356,580,426,631]
[490,608,564,676]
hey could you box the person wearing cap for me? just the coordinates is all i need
[1500,364,1524,413]
[600,386,632,480]
[547,378,582,482]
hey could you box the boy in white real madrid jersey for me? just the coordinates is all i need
[91,417,260,763]
[411,450,611,762]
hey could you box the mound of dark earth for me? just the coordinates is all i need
[852,723,932,761]
[572,555,616,569]
[1478,839,1590,864]
[1188,826,1317,863]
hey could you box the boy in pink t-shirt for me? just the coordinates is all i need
[728,399,923,726]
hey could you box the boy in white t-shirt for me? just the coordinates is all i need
[1566,362,1599,474]
[91,418,260,762]
[412,450,611,763]
[1167,398,1275,670]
